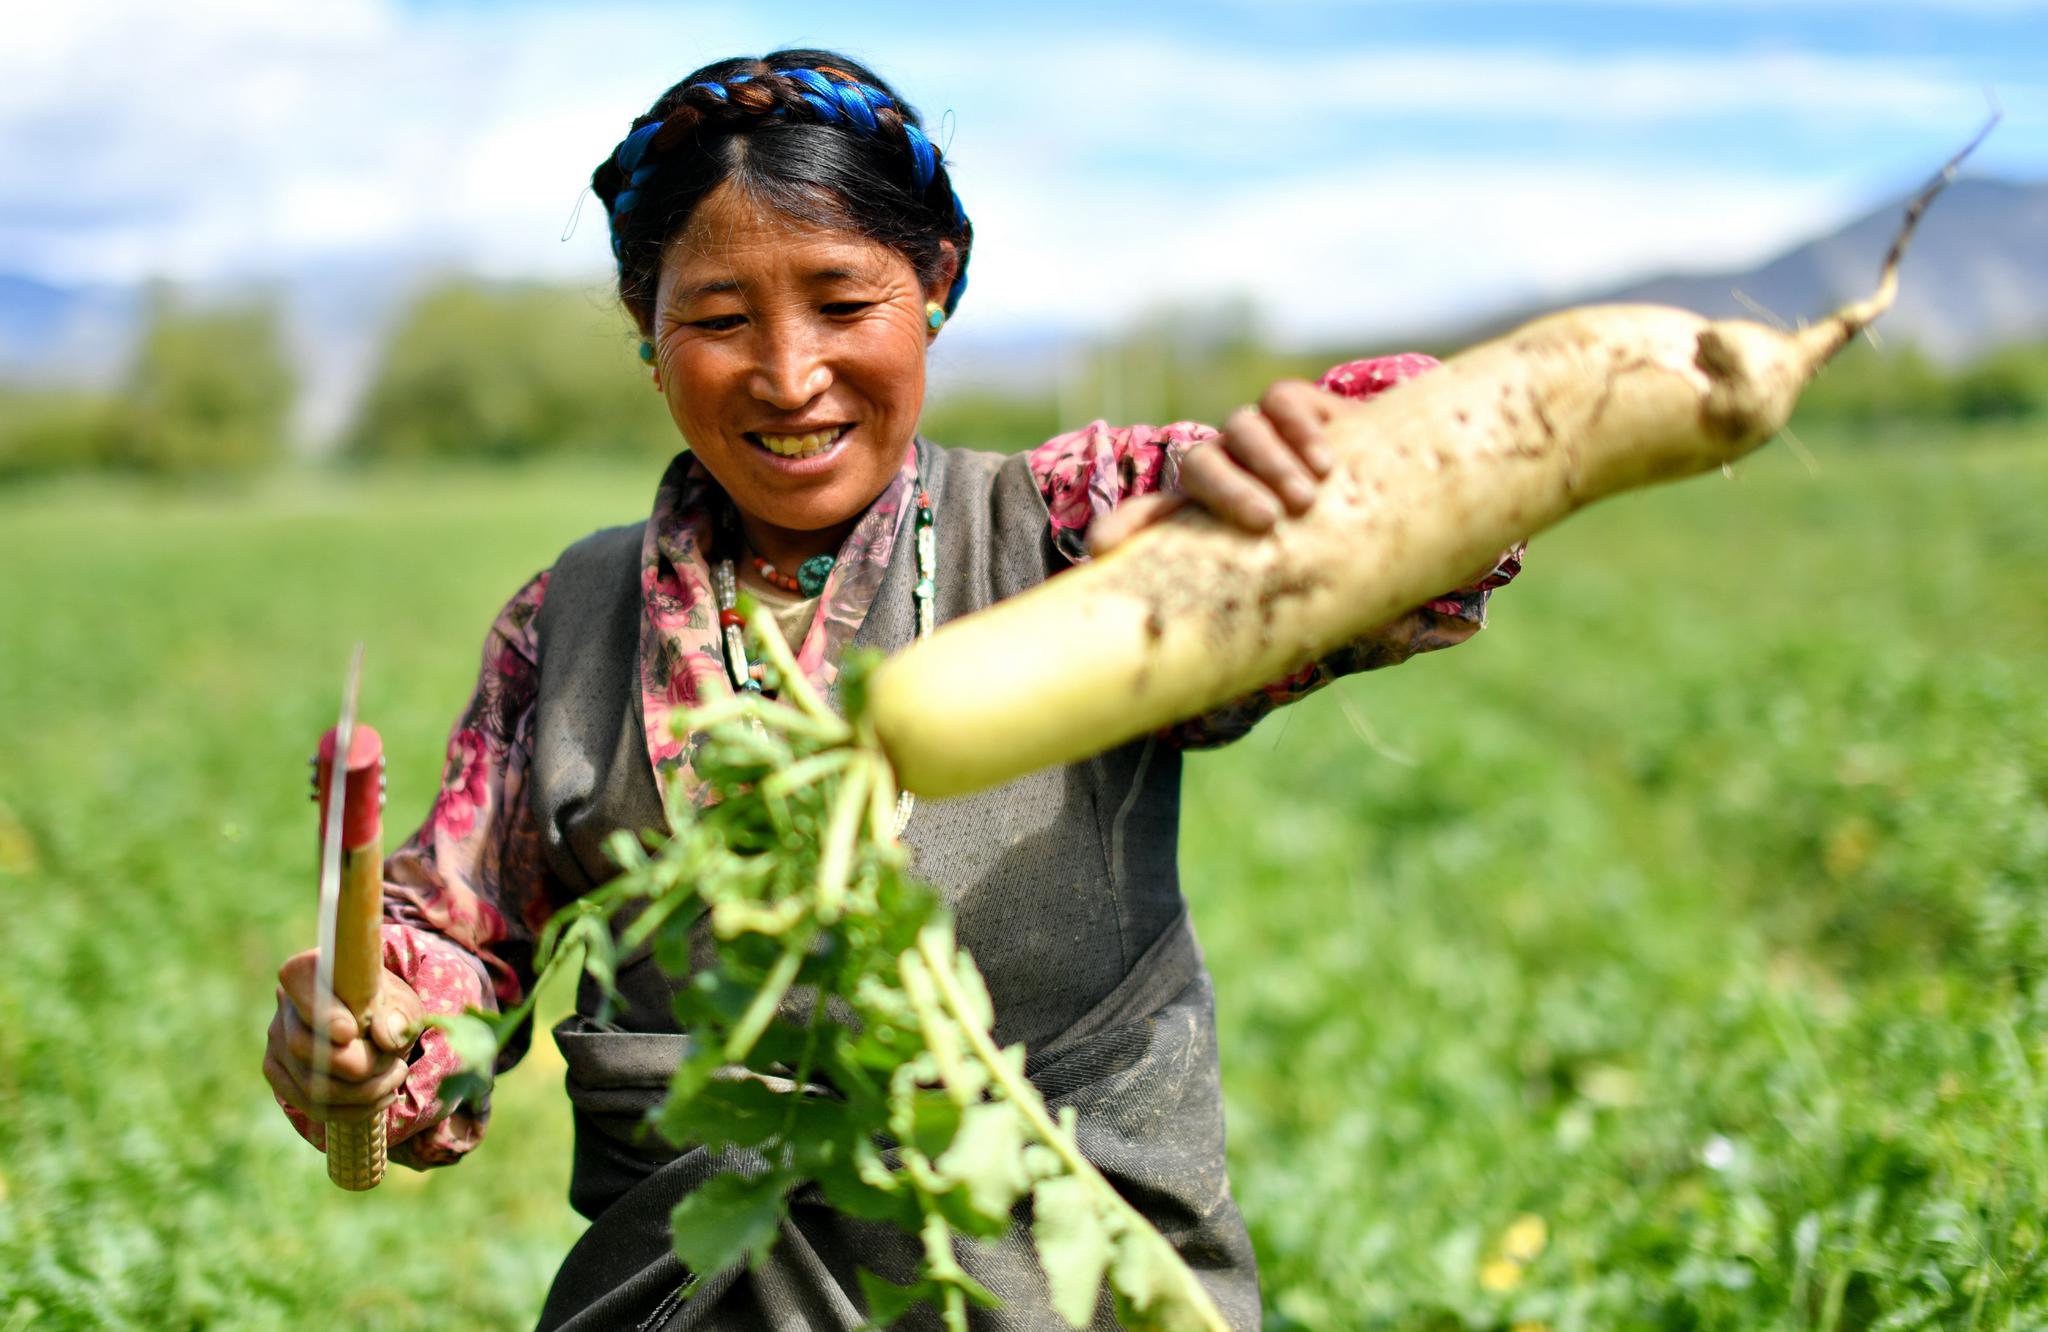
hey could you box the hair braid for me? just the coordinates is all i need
[593,53,973,333]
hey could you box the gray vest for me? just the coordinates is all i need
[526,443,1258,1332]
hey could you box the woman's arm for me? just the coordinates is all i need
[272,570,561,1168]
[1025,356,1522,748]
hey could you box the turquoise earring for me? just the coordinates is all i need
[925,302,946,332]
[639,340,655,363]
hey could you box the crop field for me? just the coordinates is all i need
[2,421,2044,1329]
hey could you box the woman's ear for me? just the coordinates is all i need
[923,241,961,312]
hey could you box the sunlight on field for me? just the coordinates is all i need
[2,424,2044,1328]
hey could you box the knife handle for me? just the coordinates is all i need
[316,724,388,1191]
[328,1108,387,1192]
[327,838,388,1189]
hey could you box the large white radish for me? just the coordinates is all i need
[868,135,1980,801]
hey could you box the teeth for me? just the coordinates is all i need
[756,428,841,458]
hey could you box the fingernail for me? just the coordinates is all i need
[1307,445,1334,476]
[1287,481,1316,511]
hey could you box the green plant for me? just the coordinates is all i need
[437,612,1227,1331]
[117,287,294,474]
[0,388,122,480]
[347,281,676,462]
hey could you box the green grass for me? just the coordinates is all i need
[2,424,2044,1329]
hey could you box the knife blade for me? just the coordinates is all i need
[310,643,389,1189]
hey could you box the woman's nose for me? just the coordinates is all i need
[747,324,831,408]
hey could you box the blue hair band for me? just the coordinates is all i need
[900,122,936,191]
[787,69,836,99]
[615,121,662,175]
[608,66,968,302]
[836,84,880,133]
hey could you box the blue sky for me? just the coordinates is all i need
[7,0,2044,348]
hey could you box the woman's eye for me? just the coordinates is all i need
[689,315,744,332]
[822,301,873,317]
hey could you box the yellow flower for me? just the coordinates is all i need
[1511,1323,1550,1332]
[1501,1213,1549,1264]
[1479,1258,1523,1293]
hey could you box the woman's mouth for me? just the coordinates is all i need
[747,425,852,460]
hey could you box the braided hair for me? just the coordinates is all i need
[592,50,973,338]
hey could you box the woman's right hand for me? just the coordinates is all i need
[1088,379,1353,555]
[263,949,424,1126]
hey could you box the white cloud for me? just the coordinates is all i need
[1,0,2037,350]
[963,156,1868,344]
[1302,47,1981,122]
[939,37,1999,139]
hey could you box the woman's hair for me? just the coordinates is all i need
[591,49,974,337]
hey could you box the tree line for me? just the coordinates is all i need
[4,281,2046,481]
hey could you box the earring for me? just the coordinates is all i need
[638,339,656,363]
[924,302,946,332]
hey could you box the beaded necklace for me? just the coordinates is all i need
[712,460,936,835]
[750,552,836,597]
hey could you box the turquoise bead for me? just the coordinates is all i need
[796,554,836,597]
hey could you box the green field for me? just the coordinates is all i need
[3,423,2045,1329]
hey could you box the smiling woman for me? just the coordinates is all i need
[650,186,948,567]
[258,45,1516,1332]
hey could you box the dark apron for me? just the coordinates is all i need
[525,444,1260,1331]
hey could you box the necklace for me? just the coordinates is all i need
[749,552,837,597]
[713,464,935,837]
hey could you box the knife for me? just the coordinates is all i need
[310,643,389,1190]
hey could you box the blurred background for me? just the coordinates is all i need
[3,2,2046,1328]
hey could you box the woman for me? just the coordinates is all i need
[262,49,1516,1331]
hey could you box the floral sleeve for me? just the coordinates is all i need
[1025,355,1523,749]
[276,570,561,1169]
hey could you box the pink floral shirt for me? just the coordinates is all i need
[277,355,1521,1167]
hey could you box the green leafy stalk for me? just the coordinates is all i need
[724,936,809,1064]
[436,611,1229,1331]
[912,928,1228,1331]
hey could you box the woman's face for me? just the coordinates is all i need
[651,182,944,547]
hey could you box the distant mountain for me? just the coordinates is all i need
[0,274,140,389]
[1446,176,2048,364]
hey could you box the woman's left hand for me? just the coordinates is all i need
[1088,379,1348,555]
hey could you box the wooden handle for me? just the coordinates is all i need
[327,839,387,1190]
[315,722,388,1191]
[326,1101,387,1192]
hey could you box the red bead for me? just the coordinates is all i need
[719,609,743,628]
[749,555,801,593]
